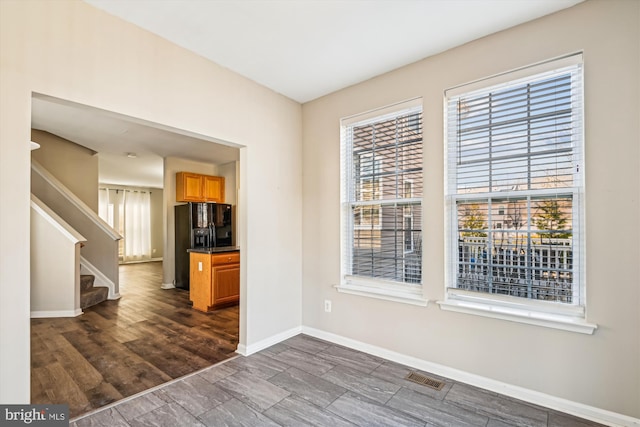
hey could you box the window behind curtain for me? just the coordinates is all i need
[445,54,584,308]
[123,190,151,262]
[99,188,124,259]
[341,99,423,286]
[99,187,151,263]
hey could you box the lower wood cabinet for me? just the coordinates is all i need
[189,251,239,312]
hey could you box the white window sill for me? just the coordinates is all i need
[336,278,428,306]
[437,291,597,335]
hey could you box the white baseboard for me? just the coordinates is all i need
[161,283,175,290]
[31,309,83,318]
[301,326,639,427]
[236,343,248,356]
[120,258,162,264]
[236,326,302,356]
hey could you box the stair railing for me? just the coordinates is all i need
[31,160,122,298]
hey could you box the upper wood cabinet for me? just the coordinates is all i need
[203,175,224,202]
[176,172,225,203]
[176,172,204,202]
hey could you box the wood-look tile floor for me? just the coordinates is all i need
[70,335,605,427]
[31,261,239,418]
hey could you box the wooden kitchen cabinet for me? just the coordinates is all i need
[203,175,225,202]
[176,172,225,203]
[189,251,239,312]
[176,172,203,201]
[212,263,239,306]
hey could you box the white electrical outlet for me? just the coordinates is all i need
[198,261,203,272]
[324,300,332,312]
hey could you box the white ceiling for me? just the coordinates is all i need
[84,0,583,103]
[32,0,583,188]
[31,95,240,188]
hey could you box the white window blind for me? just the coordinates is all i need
[341,99,423,286]
[445,54,584,307]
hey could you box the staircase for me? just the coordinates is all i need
[80,274,109,309]
[32,160,122,310]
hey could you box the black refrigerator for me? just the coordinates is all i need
[175,202,233,289]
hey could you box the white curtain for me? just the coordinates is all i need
[123,190,151,262]
[98,188,112,227]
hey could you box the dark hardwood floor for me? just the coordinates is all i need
[31,261,239,418]
[70,334,605,427]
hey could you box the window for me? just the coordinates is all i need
[354,152,382,229]
[441,54,596,333]
[99,187,151,263]
[339,98,425,305]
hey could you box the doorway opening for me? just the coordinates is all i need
[29,94,244,417]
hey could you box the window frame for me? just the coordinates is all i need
[338,98,427,306]
[438,54,597,334]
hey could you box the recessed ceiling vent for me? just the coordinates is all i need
[405,371,445,390]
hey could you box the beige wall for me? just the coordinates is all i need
[30,200,83,316]
[218,161,238,206]
[149,188,163,259]
[0,0,302,403]
[218,161,239,247]
[31,130,99,212]
[302,0,639,419]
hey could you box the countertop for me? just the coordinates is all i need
[187,246,240,254]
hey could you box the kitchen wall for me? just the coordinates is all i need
[218,161,239,247]
[0,0,302,403]
[218,161,238,206]
[302,0,639,419]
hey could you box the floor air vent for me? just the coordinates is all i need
[405,372,445,390]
